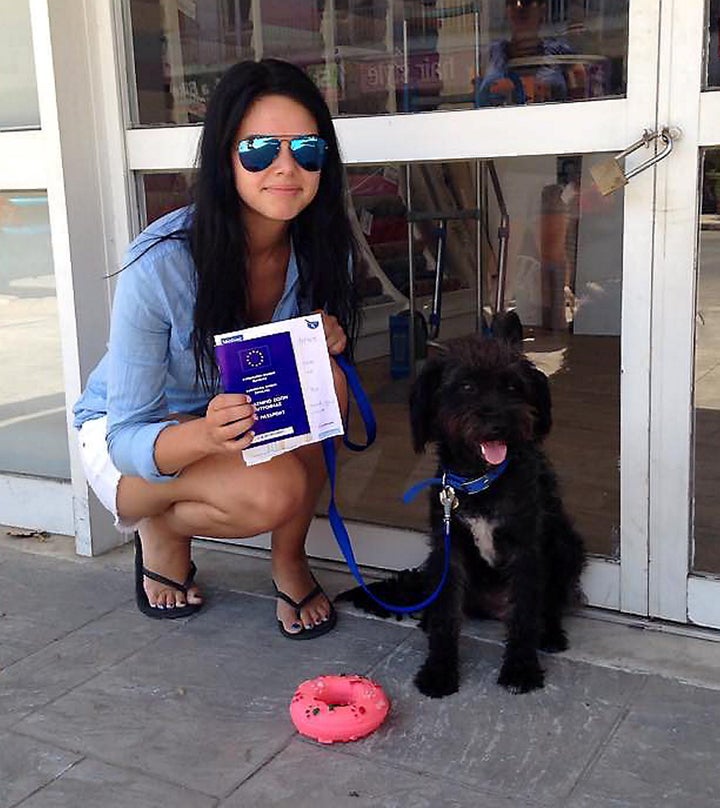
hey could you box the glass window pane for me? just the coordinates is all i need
[341,154,622,558]
[0,0,40,129]
[693,149,720,574]
[140,171,194,223]
[0,191,69,478]
[137,156,622,558]
[707,0,720,89]
[127,0,629,125]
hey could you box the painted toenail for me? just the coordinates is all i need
[292,622,302,630]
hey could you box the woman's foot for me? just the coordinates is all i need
[272,557,332,635]
[138,525,203,610]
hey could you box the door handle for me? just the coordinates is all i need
[591,127,678,196]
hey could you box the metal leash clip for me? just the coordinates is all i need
[439,485,458,526]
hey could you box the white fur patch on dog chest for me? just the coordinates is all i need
[461,515,498,566]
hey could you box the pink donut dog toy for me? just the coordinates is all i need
[289,674,390,744]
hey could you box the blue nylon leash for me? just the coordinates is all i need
[334,354,376,452]
[323,356,453,614]
[324,357,511,614]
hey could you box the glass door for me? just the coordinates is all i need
[121,0,666,615]
[326,0,661,615]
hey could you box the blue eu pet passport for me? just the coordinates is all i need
[214,329,310,446]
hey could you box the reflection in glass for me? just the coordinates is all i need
[0,0,40,129]
[0,192,69,478]
[128,0,629,125]
[339,155,622,558]
[693,150,720,574]
[141,171,194,223]
[138,156,623,557]
[707,0,720,89]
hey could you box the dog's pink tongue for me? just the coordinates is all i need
[481,441,507,466]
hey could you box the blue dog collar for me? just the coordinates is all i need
[403,458,509,504]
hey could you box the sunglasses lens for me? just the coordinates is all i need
[290,136,327,172]
[237,137,280,172]
[237,136,327,172]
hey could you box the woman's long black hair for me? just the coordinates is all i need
[190,58,360,392]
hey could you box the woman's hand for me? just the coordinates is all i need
[203,393,256,453]
[317,311,347,356]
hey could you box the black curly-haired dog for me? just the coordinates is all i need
[338,314,586,697]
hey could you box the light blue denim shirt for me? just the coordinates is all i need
[73,206,307,482]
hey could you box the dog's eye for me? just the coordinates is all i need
[460,381,476,393]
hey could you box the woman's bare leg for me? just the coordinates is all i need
[116,358,348,618]
[118,452,307,610]
[116,475,201,610]
[269,359,350,632]
[271,441,332,633]
[136,515,202,609]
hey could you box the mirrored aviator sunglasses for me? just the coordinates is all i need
[237,135,328,173]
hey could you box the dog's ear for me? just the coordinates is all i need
[490,310,523,348]
[409,355,444,452]
[524,362,553,440]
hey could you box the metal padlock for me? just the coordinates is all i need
[590,158,628,196]
[591,128,676,197]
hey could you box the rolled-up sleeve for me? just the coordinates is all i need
[105,249,180,481]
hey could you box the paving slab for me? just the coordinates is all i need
[14,759,216,808]
[220,738,541,808]
[568,676,720,807]
[191,542,370,603]
[559,613,720,690]
[342,633,646,805]
[0,731,80,808]
[14,590,409,799]
[0,640,29,671]
[0,550,130,664]
[0,604,172,730]
[4,540,720,808]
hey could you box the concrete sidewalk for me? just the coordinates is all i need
[2,531,720,808]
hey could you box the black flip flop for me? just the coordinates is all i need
[273,577,337,640]
[134,532,202,620]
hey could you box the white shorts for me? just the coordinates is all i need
[77,415,140,533]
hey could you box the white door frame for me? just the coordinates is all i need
[0,0,133,553]
[650,1,720,628]
[693,88,720,629]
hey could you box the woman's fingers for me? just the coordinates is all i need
[205,394,256,449]
[326,328,347,355]
[317,311,347,356]
[207,395,253,424]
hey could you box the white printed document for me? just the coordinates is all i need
[213,313,344,466]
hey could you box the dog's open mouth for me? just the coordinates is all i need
[481,441,507,466]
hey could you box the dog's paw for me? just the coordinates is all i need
[414,662,459,698]
[497,657,545,694]
[539,628,568,653]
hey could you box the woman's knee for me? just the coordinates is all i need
[211,458,310,534]
[254,473,309,528]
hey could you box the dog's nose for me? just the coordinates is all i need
[482,420,502,438]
